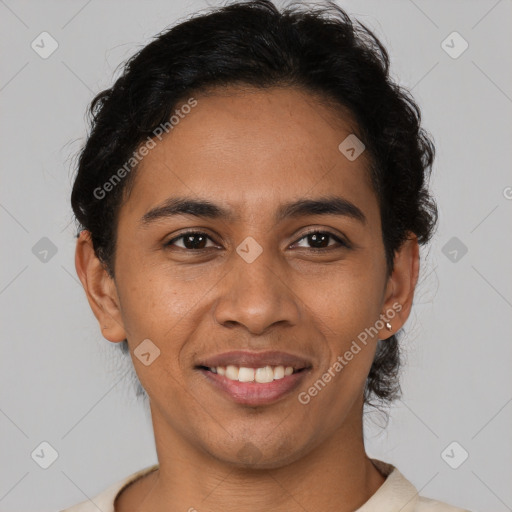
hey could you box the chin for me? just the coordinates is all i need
[204,433,309,470]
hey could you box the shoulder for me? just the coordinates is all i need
[416,496,472,512]
[365,458,472,512]
[58,464,159,512]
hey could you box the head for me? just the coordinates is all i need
[72,0,436,467]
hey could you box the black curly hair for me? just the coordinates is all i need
[71,0,437,410]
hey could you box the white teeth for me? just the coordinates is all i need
[273,365,285,380]
[225,365,239,380]
[208,364,297,382]
[238,367,255,382]
[255,366,274,383]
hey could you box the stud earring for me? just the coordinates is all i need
[385,321,392,331]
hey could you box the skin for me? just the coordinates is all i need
[75,86,419,512]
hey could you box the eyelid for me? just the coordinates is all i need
[165,229,220,248]
[292,228,350,249]
[166,228,350,250]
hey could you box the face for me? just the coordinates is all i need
[76,86,418,469]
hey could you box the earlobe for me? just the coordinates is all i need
[74,230,127,343]
[378,233,420,339]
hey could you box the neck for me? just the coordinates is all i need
[115,399,386,512]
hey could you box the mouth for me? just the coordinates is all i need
[194,351,312,406]
[196,364,307,382]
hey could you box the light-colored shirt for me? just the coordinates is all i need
[59,458,471,512]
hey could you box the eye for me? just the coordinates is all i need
[165,229,349,252]
[292,230,349,250]
[165,231,218,250]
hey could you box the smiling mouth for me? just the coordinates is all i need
[196,364,308,383]
[195,363,311,406]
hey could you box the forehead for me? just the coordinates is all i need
[121,86,377,222]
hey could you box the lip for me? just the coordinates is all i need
[195,350,313,371]
[198,367,310,406]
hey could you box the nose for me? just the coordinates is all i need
[213,246,301,335]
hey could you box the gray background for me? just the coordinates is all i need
[1,0,511,511]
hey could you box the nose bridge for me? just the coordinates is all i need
[213,242,299,332]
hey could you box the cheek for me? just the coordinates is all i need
[305,290,381,421]
[114,263,215,383]
[313,262,385,331]
[115,249,194,330]
[116,275,195,401]
[306,258,385,386]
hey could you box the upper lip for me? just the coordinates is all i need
[195,350,313,370]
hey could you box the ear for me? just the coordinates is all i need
[378,233,420,340]
[74,230,127,343]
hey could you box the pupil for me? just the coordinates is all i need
[182,233,330,250]
[185,234,206,249]
[309,233,328,248]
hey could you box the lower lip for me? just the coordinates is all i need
[198,368,309,406]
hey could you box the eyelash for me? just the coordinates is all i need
[165,229,350,251]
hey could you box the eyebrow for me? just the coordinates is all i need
[140,195,366,227]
